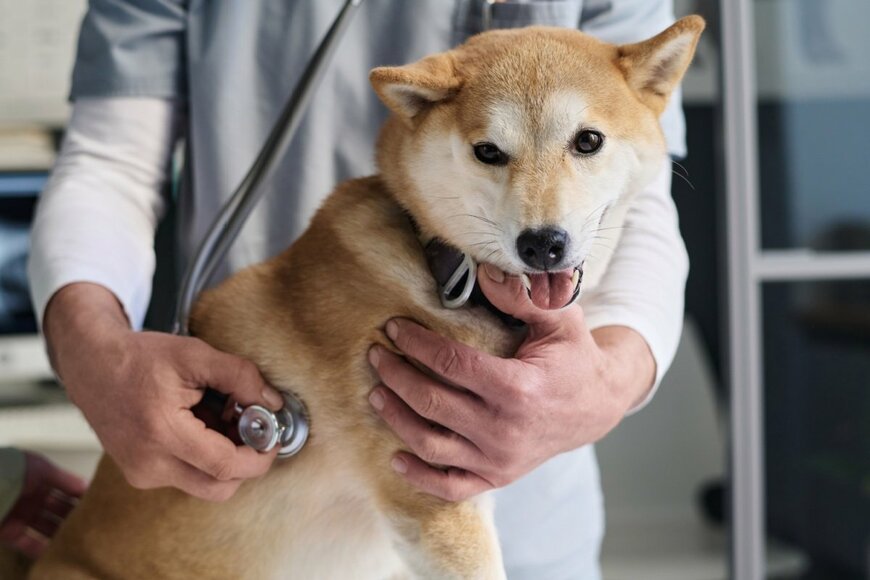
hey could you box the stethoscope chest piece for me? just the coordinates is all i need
[238,392,309,458]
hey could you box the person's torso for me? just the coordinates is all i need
[180,3,662,576]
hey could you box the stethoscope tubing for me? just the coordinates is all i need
[173,0,365,336]
[171,0,365,456]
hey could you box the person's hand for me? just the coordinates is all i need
[43,283,283,502]
[367,264,656,501]
[0,451,87,559]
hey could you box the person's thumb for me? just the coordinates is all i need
[476,264,564,330]
[194,343,284,411]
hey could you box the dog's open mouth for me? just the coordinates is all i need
[520,266,582,310]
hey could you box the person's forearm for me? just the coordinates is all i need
[591,325,656,411]
[43,283,131,384]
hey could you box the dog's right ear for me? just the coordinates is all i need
[370,53,460,128]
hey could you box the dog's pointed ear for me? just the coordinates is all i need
[617,15,705,114]
[370,53,461,128]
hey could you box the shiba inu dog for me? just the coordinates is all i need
[22,17,703,580]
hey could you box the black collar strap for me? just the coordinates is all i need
[404,211,524,327]
[424,239,476,309]
[423,238,526,328]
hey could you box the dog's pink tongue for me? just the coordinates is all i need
[527,270,575,310]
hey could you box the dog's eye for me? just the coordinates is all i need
[473,142,509,166]
[573,130,604,155]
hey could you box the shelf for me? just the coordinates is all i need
[0,173,48,198]
[754,250,870,281]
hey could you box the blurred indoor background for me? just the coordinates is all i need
[0,1,867,578]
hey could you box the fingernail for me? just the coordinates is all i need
[484,263,505,283]
[262,388,283,408]
[521,273,532,299]
[391,456,408,474]
[368,346,380,367]
[385,320,399,341]
[369,388,385,411]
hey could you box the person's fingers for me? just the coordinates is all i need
[27,509,63,539]
[164,457,243,503]
[122,454,242,502]
[477,264,585,335]
[12,527,48,560]
[391,452,493,502]
[187,340,284,411]
[44,489,79,519]
[384,319,527,398]
[369,346,486,439]
[0,513,48,559]
[169,409,278,482]
[371,386,484,471]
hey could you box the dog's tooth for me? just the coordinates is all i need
[571,268,580,290]
[521,273,532,293]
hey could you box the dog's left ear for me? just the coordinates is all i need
[370,52,461,128]
[617,15,705,115]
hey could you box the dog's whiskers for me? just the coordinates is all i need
[588,225,637,234]
[483,247,502,263]
[574,200,613,229]
[671,160,695,190]
[448,213,505,233]
[671,169,695,190]
[469,214,503,229]
[456,231,501,239]
[591,225,631,231]
[672,159,690,178]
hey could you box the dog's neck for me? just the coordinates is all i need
[403,211,525,328]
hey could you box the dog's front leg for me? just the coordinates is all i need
[372,477,505,580]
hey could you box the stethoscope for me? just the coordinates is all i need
[172,0,365,458]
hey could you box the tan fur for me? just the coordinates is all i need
[22,19,702,580]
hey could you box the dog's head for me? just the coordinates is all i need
[370,17,704,309]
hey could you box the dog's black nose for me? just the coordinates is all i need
[516,227,569,270]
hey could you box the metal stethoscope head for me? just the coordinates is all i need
[174,0,366,458]
[237,392,310,458]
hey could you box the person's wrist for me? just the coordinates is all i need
[591,325,656,412]
[43,283,132,384]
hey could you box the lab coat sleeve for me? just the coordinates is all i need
[27,98,180,330]
[71,0,187,99]
[580,160,688,414]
